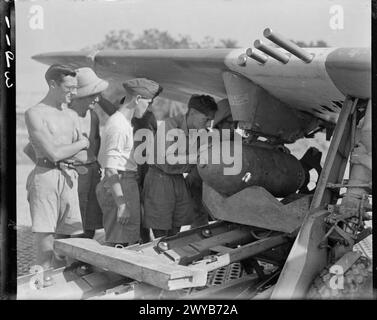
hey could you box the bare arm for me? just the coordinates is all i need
[105,168,129,225]
[105,168,125,207]
[91,110,101,157]
[25,109,89,163]
[23,142,37,163]
[98,95,117,116]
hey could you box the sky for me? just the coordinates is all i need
[15,0,371,110]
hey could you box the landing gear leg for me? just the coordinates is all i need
[271,96,365,299]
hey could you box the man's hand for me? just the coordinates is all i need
[79,135,90,150]
[117,203,130,225]
[76,129,90,150]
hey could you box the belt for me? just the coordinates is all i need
[36,158,76,170]
[72,160,98,167]
[150,165,183,176]
[118,170,138,178]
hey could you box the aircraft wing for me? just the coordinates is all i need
[32,46,370,125]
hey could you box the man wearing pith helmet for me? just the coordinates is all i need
[69,67,109,239]
[97,78,162,247]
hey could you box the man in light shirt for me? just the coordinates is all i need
[97,78,162,246]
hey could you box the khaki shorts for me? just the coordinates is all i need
[142,166,194,230]
[26,165,83,235]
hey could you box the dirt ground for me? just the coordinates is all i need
[16,164,35,276]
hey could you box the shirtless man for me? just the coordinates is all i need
[25,64,89,277]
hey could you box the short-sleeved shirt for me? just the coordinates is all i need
[98,111,137,172]
[152,114,196,175]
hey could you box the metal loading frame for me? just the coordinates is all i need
[53,222,291,291]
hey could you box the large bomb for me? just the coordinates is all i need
[197,140,306,198]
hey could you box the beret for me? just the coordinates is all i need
[122,78,163,99]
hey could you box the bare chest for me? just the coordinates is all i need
[42,110,77,143]
[78,110,92,137]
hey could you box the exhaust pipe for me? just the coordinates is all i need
[254,39,289,64]
[246,48,268,64]
[263,28,314,63]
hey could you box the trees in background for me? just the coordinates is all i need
[84,29,240,51]
[291,40,328,47]
[85,28,328,51]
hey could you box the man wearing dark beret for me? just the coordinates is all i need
[142,94,217,238]
[96,78,162,246]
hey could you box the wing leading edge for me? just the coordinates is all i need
[32,47,370,123]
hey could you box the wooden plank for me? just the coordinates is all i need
[54,238,207,291]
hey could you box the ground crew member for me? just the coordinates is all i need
[187,99,235,228]
[23,68,114,239]
[132,108,158,243]
[142,94,218,238]
[96,78,162,247]
[69,67,109,239]
[25,64,89,280]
